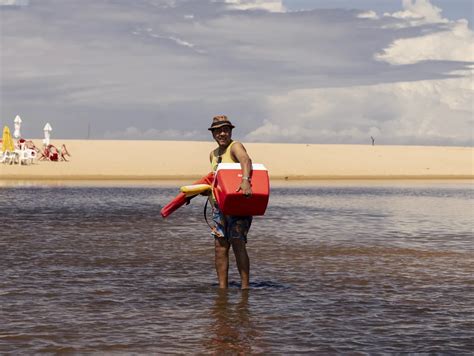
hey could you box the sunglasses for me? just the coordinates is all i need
[212,126,232,134]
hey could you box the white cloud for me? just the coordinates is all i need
[385,0,447,25]
[376,0,473,65]
[224,0,285,13]
[0,0,28,5]
[357,11,379,20]
[149,33,204,52]
[376,19,474,65]
[244,0,473,146]
[104,127,200,140]
[246,69,473,145]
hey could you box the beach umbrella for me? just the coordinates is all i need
[2,126,14,152]
[43,122,52,146]
[13,115,22,139]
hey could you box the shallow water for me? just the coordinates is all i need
[1,181,473,353]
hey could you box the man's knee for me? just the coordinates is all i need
[215,238,230,254]
[231,238,247,253]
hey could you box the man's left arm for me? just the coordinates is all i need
[231,142,253,196]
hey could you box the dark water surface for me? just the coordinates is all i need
[1,181,473,354]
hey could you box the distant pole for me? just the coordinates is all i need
[371,136,375,146]
[87,122,91,139]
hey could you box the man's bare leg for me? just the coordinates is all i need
[215,238,230,288]
[231,239,250,289]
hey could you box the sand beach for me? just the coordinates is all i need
[0,139,473,181]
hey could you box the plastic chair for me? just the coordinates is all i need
[0,151,16,164]
[16,148,37,165]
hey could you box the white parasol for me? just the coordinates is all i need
[43,122,52,146]
[13,115,22,139]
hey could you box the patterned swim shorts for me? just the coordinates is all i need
[211,204,253,243]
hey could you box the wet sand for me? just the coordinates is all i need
[1,139,473,180]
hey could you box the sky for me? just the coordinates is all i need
[0,0,472,146]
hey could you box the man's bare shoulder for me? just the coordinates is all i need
[231,141,247,152]
[230,141,251,163]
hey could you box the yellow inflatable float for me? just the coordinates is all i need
[180,184,212,197]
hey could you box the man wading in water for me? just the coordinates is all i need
[208,115,253,289]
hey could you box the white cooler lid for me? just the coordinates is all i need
[216,163,267,172]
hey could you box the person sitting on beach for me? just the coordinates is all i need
[24,140,38,150]
[19,140,42,157]
[208,115,253,290]
[39,144,70,162]
[48,145,59,161]
[39,144,59,161]
[38,145,49,161]
[59,144,71,161]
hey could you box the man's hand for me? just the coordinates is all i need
[236,179,252,197]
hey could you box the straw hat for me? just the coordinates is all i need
[208,115,235,131]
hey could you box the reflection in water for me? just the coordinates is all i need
[205,289,258,354]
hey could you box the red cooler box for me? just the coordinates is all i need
[213,163,270,216]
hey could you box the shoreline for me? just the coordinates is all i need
[0,175,472,181]
[1,178,472,189]
[1,139,473,182]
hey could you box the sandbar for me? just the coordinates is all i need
[1,139,473,182]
